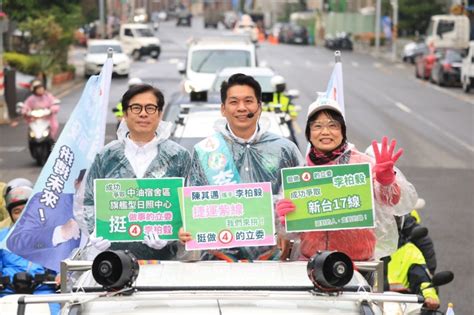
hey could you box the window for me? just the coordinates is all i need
[89,45,123,54]
[190,50,251,74]
[124,28,133,37]
[437,20,455,35]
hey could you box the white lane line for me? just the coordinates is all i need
[0,146,26,152]
[283,60,292,66]
[395,102,412,113]
[351,61,359,67]
[384,95,474,153]
[169,58,179,64]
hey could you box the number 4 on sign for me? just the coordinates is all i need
[218,230,233,244]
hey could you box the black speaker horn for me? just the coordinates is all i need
[307,251,354,292]
[92,250,139,290]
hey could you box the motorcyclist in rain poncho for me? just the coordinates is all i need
[276,96,418,261]
[78,84,191,260]
[179,73,304,261]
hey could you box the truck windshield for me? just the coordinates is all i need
[191,50,251,73]
[89,45,123,54]
[133,28,154,37]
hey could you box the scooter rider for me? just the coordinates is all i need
[22,80,60,140]
[0,186,59,314]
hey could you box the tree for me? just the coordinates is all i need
[394,0,448,36]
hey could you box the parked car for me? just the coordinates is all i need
[118,23,161,60]
[414,49,440,80]
[402,41,428,63]
[176,8,192,26]
[278,23,309,45]
[430,49,463,86]
[461,41,474,93]
[84,39,131,77]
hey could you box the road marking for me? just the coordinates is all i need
[169,58,179,64]
[351,61,359,67]
[395,102,412,113]
[0,146,26,152]
[383,95,474,153]
[146,58,157,64]
[305,60,313,67]
[283,60,291,66]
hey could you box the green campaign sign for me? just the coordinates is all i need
[281,163,374,232]
[94,178,184,241]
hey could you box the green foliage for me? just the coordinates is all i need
[4,52,40,75]
[381,0,448,36]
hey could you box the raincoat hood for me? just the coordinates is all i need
[116,120,173,144]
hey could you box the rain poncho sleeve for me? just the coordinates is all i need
[188,119,304,195]
[187,119,304,261]
[76,122,191,260]
[295,144,417,261]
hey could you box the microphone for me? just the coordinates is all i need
[247,112,255,119]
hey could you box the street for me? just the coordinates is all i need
[1,16,473,314]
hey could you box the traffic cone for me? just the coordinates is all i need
[258,30,265,42]
[446,302,455,315]
[268,35,279,45]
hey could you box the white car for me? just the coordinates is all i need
[177,36,257,93]
[233,14,259,43]
[0,251,431,314]
[84,39,131,77]
[461,41,474,93]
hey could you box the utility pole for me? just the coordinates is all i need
[99,0,106,38]
[0,1,8,124]
[390,0,398,62]
[375,0,381,55]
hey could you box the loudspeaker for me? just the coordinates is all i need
[92,250,139,290]
[307,251,354,291]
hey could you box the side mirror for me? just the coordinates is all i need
[177,62,186,75]
[16,102,24,115]
[431,271,454,287]
[287,89,300,99]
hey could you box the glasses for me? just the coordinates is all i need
[309,120,341,132]
[128,103,159,115]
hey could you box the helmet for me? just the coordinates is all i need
[271,75,285,88]
[30,79,44,92]
[6,178,33,190]
[307,96,343,119]
[5,186,33,213]
[128,77,143,87]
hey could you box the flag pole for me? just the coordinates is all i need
[335,50,341,63]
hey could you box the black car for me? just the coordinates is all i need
[430,49,463,86]
[278,23,309,45]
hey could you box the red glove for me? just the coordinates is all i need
[372,136,403,185]
[276,199,296,225]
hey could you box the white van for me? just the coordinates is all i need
[425,15,470,50]
[119,23,161,60]
[461,41,474,93]
[177,36,257,93]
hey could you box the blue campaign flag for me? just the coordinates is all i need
[1,57,113,272]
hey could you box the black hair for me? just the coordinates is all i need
[77,169,86,182]
[220,73,262,104]
[305,109,347,143]
[121,84,165,113]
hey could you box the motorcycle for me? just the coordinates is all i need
[17,100,60,166]
[325,32,353,51]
